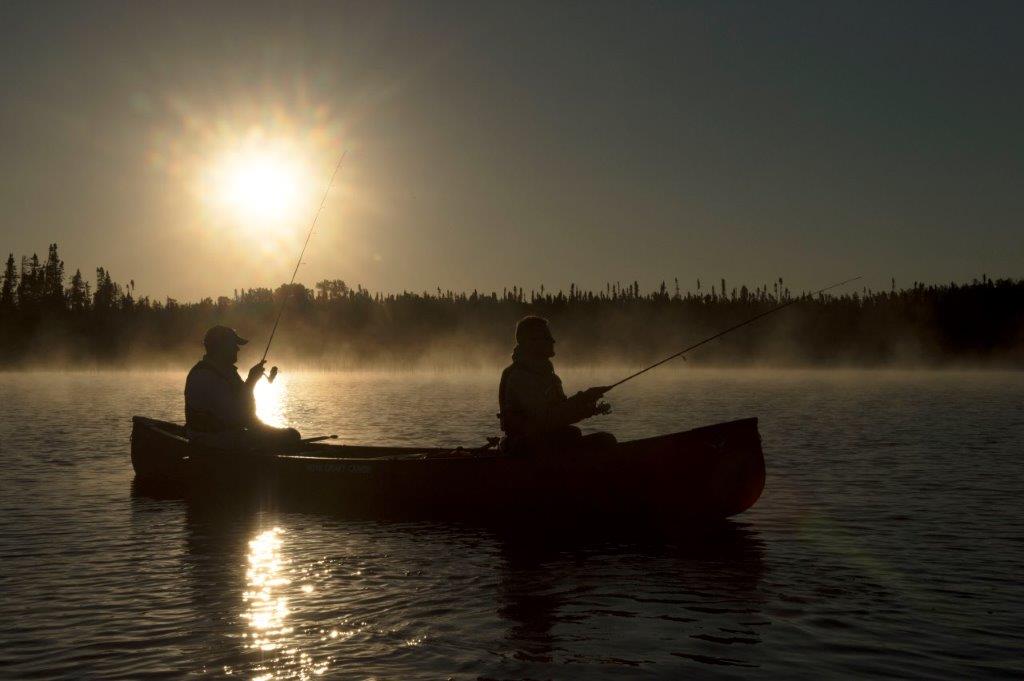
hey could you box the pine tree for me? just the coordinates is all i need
[43,243,65,309]
[94,267,106,309]
[1,254,16,308]
[67,269,88,311]
[93,267,118,310]
[17,254,42,311]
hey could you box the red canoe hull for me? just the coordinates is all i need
[131,416,765,522]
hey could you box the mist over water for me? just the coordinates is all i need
[1,369,1022,678]
[3,249,1022,370]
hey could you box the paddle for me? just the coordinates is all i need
[301,434,338,444]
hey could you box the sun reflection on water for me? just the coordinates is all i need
[253,374,287,428]
[241,527,329,679]
[243,528,290,652]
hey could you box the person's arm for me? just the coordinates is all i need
[547,387,607,427]
[245,360,266,391]
[507,373,605,434]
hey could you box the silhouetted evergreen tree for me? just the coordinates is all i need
[17,254,43,311]
[67,269,88,312]
[1,254,16,308]
[93,267,120,310]
[1,241,1023,367]
[42,243,65,310]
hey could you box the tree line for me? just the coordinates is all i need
[1,243,1022,367]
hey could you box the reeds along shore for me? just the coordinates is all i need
[1,244,1022,367]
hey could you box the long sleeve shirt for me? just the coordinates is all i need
[498,361,595,438]
[184,358,256,434]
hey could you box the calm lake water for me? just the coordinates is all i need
[0,369,1022,679]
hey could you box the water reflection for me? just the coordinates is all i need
[243,527,328,679]
[494,524,767,671]
[496,538,561,663]
[20,368,1014,679]
[130,483,769,677]
[243,528,290,650]
[254,374,287,428]
[169,500,333,680]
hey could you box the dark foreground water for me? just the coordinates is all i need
[0,369,1022,679]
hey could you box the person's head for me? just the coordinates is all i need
[203,325,248,365]
[515,316,555,358]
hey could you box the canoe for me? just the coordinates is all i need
[130,416,765,522]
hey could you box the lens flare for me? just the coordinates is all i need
[203,137,314,237]
[147,88,365,274]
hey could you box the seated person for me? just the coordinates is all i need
[498,316,616,454]
[184,325,300,450]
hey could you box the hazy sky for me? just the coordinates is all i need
[1,1,1021,300]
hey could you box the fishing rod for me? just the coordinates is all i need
[605,275,862,391]
[260,149,348,382]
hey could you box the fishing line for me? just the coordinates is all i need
[260,149,348,378]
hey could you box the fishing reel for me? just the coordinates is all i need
[267,366,279,383]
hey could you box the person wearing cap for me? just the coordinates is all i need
[497,316,615,454]
[184,325,300,448]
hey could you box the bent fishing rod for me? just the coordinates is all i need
[605,275,862,391]
[260,149,348,382]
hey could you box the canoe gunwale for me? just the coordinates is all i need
[130,414,760,459]
[129,414,766,521]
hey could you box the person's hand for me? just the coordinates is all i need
[246,360,267,386]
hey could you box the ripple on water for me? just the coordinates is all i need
[0,369,1022,679]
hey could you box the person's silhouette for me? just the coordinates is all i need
[184,325,300,449]
[497,316,615,454]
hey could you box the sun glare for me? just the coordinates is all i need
[203,137,315,236]
[253,372,286,428]
[151,96,357,255]
[224,154,298,221]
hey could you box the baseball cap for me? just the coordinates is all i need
[203,325,249,349]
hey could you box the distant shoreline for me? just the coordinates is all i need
[2,244,1022,369]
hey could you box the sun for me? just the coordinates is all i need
[203,137,315,236]
[223,152,299,222]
